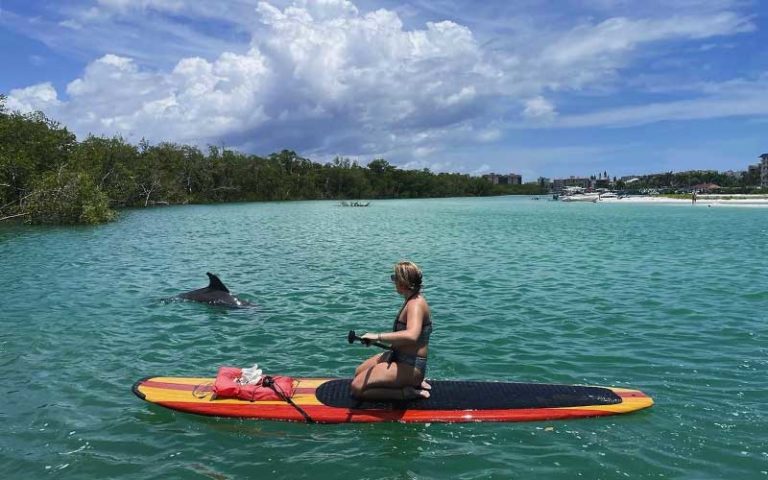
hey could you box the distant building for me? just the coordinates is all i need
[761,154,768,187]
[567,177,591,189]
[594,178,611,189]
[483,173,522,185]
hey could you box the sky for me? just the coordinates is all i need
[2,0,767,180]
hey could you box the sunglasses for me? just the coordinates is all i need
[390,274,396,282]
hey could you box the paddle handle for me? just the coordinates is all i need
[347,330,390,350]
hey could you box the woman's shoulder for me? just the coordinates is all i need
[409,294,428,305]
[409,295,430,313]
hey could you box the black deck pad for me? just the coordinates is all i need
[315,379,622,410]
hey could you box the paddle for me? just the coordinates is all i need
[347,330,390,350]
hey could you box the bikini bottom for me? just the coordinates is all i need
[385,350,427,375]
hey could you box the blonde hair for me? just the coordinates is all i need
[393,261,423,292]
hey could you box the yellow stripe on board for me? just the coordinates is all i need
[559,395,654,413]
[139,386,325,406]
[137,378,329,406]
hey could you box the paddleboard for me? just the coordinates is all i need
[133,376,653,423]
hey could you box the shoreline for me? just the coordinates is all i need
[597,195,768,207]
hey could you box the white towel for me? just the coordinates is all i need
[239,364,263,385]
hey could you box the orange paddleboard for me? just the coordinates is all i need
[133,376,653,424]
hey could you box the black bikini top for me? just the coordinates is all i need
[392,292,432,345]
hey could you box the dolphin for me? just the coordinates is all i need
[177,272,253,308]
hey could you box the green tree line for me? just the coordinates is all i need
[0,97,543,225]
[615,169,765,192]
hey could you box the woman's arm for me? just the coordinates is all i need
[361,301,424,347]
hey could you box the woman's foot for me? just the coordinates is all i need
[420,380,432,391]
[404,386,431,400]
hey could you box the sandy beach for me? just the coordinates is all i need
[598,194,768,207]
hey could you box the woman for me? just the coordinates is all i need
[350,261,432,400]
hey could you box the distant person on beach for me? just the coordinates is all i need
[350,261,432,400]
[692,191,697,204]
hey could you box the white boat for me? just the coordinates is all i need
[560,193,600,203]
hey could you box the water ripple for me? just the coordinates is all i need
[1,198,766,478]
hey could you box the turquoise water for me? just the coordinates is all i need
[1,197,766,479]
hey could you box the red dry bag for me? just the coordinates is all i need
[212,366,294,401]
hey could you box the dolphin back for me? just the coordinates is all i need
[175,272,251,308]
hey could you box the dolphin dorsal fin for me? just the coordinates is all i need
[206,272,230,293]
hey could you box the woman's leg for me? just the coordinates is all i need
[350,361,429,400]
[354,352,387,377]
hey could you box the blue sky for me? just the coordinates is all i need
[2,0,767,180]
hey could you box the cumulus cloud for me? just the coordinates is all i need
[7,83,61,113]
[10,1,503,158]
[5,0,762,171]
[59,51,270,142]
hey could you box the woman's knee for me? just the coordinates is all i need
[350,375,366,397]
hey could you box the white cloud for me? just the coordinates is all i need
[49,50,270,142]
[9,1,501,156]
[59,19,83,30]
[544,13,753,66]
[7,83,61,113]
[557,96,768,129]
[401,158,457,172]
[534,12,754,91]
[471,164,491,175]
[476,128,501,142]
[437,86,476,107]
[522,96,557,120]
[549,75,768,128]
[413,146,438,158]
[4,0,762,171]
[96,0,185,13]
[294,0,359,20]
